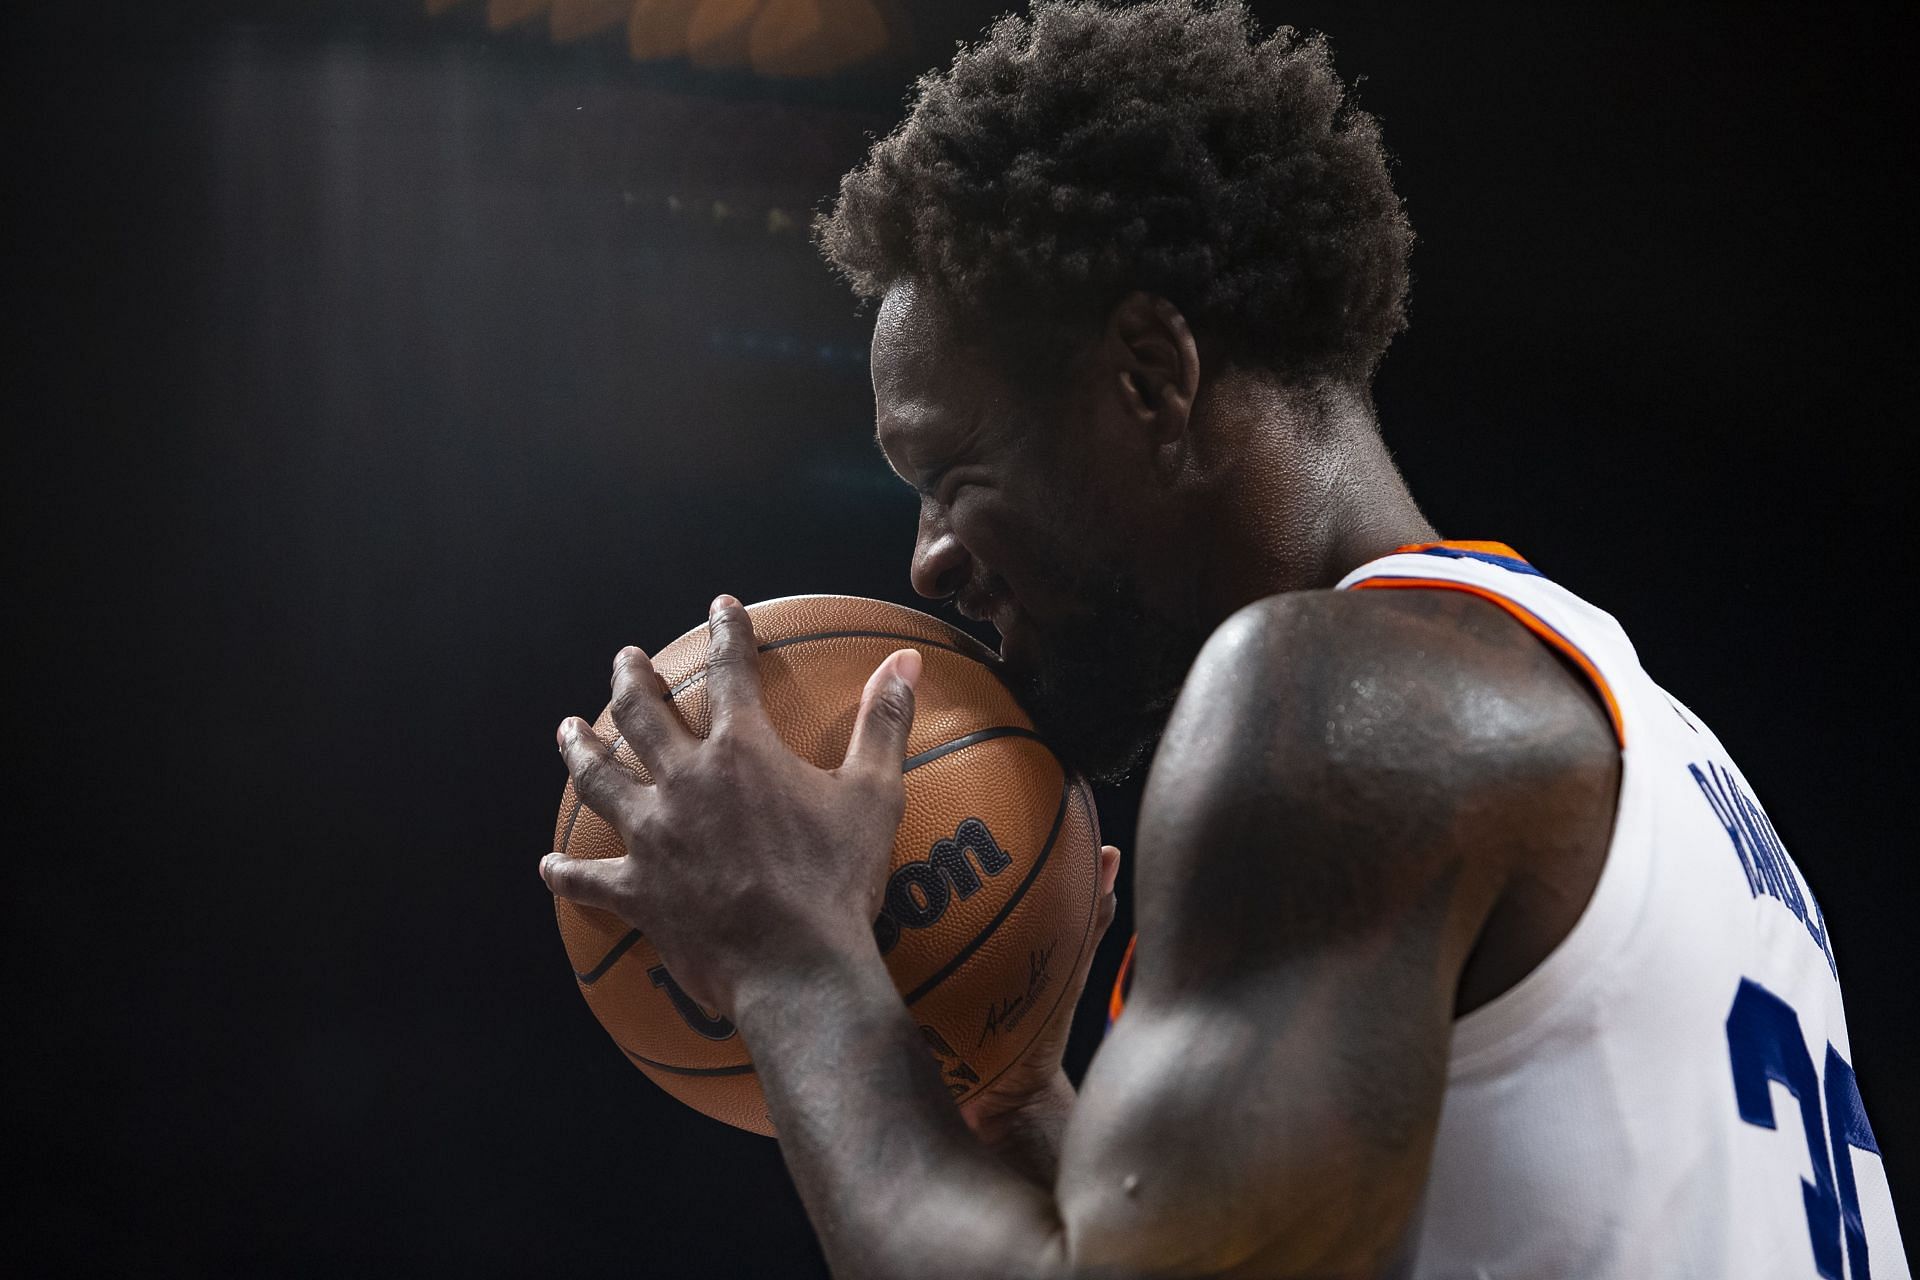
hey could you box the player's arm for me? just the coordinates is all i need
[728,589,1618,1278]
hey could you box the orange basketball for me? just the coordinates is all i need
[551,594,1102,1136]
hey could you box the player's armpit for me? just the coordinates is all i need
[1053,590,1612,1278]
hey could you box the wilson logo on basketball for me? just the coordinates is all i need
[872,818,1012,956]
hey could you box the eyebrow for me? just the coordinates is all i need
[869,440,924,503]
[876,395,979,499]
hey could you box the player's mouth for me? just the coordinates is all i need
[955,582,1037,670]
[991,606,1036,672]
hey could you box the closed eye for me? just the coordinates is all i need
[916,464,952,502]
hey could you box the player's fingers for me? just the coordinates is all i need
[1094,844,1122,936]
[607,646,693,770]
[539,850,627,914]
[558,717,646,825]
[1058,845,1122,1001]
[704,594,769,737]
[844,648,922,777]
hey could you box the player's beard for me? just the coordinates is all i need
[1007,561,1208,787]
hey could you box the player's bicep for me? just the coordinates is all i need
[1051,595,1521,1277]
[1055,939,1455,1276]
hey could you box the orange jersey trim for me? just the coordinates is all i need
[1107,932,1137,1027]
[1391,539,1529,562]
[1345,575,1626,746]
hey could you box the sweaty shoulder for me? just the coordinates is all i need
[1133,586,1620,1013]
[1060,589,1622,1273]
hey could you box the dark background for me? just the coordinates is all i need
[6,1,1913,1273]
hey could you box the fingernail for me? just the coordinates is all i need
[539,853,556,879]
[556,719,571,748]
[895,648,923,689]
[711,594,739,615]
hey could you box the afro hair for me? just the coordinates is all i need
[815,0,1415,389]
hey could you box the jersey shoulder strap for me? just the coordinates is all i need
[1335,540,1634,746]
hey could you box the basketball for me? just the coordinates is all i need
[551,594,1102,1136]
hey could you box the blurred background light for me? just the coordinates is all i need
[435,0,901,76]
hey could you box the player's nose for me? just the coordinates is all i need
[910,505,971,601]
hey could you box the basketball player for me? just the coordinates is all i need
[542,2,1906,1274]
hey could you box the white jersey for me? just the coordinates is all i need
[1327,541,1909,1279]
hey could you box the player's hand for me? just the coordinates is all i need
[541,594,920,1016]
[958,842,1121,1135]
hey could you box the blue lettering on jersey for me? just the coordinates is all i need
[1726,978,1886,1279]
[1689,761,1837,980]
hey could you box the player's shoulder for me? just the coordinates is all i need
[1189,584,1614,771]
[1142,585,1616,885]
[1129,584,1620,1003]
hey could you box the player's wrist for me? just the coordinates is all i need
[728,934,893,1035]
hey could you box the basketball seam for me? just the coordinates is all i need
[622,1045,757,1077]
[760,628,986,660]
[902,725,1043,773]
[665,627,998,698]
[958,781,1102,1104]
[575,929,642,985]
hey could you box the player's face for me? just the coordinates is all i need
[871,285,1208,782]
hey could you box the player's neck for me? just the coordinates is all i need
[1201,385,1436,609]
[1315,417,1439,583]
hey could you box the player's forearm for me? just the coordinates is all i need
[731,947,1071,1280]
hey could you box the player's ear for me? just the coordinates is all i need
[1106,291,1200,447]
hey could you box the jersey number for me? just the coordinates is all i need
[1726,977,1882,1279]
